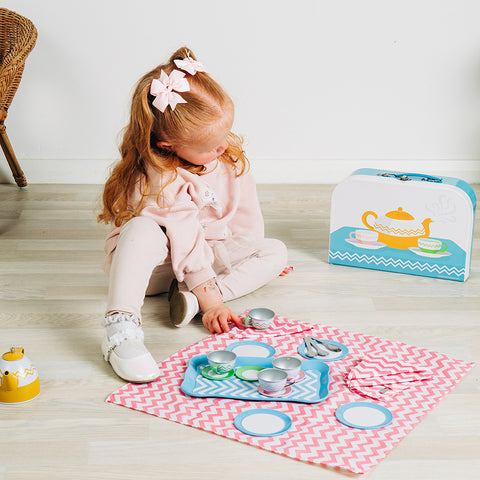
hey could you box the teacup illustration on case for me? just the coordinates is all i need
[346,229,385,249]
[417,238,448,254]
[408,237,451,258]
[349,229,378,245]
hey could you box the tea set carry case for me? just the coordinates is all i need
[329,168,476,282]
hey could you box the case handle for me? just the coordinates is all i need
[377,172,443,183]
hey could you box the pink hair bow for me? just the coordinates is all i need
[150,69,190,112]
[174,56,207,75]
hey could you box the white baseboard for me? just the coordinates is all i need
[0,159,114,185]
[1,157,479,184]
[250,158,480,184]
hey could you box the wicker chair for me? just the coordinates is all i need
[0,8,37,187]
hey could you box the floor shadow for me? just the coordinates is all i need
[0,183,29,235]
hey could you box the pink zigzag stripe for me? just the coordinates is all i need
[106,316,474,474]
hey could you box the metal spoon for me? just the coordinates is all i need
[304,336,328,357]
[311,337,342,352]
[303,336,317,357]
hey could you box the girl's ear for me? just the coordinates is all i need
[157,141,173,151]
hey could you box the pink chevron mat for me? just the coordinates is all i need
[106,317,474,474]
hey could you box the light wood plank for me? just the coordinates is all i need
[0,183,478,480]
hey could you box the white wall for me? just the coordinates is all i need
[1,0,480,184]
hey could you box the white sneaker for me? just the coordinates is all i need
[101,312,160,383]
[168,280,200,327]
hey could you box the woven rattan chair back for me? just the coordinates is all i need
[0,8,37,187]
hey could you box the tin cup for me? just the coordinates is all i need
[272,356,302,382]
[257,368,288,392]
[243,308,275,330]
[207,350,237,375]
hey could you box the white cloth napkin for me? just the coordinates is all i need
[344,355,434,400]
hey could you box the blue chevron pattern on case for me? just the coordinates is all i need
[329,250,465,280]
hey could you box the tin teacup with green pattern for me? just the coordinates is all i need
[244,308,275,330]
[207,350,237,375]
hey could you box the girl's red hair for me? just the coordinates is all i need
[98,47,248,226]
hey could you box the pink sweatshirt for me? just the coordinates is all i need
[104,159,264,290]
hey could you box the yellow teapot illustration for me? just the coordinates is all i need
[362,207,433,249]
[0,347,40,404]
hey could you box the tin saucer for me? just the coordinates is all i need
[257,385,292,397]
[201,366,234,381]
[235,366,264,381]
[286,370,306,385]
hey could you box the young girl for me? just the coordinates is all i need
[97,47,289,383]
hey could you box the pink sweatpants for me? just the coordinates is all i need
[104,216,288,319]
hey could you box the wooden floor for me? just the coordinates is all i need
[0,183,478,480]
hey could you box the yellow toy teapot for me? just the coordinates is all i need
[362,207,433,249]
[0,347,40,404]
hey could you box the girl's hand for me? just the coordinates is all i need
[202,304,244,334]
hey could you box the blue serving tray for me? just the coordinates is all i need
[181,355,330,404]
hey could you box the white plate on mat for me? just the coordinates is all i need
[226,341,275,358]
[335,402,393,430]
[234,409,292,437]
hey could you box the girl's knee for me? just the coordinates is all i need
[277,239,289,265]
[264,238,288,267]
[119,216,168,253]
[121,217,164,241]
[121,216,161,236]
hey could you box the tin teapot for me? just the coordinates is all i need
[362,207,433,249]
[0,347,40,404]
